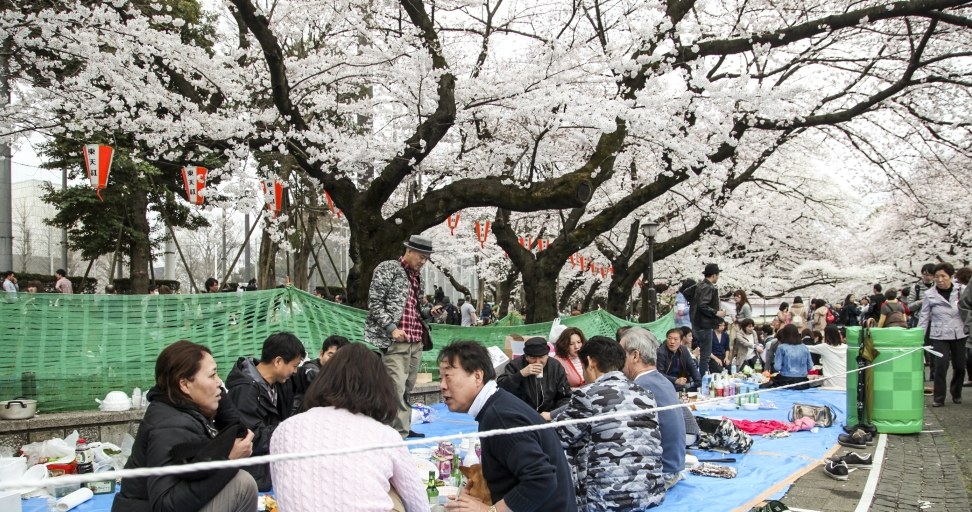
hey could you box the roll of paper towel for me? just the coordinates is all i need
[56,487,93,511]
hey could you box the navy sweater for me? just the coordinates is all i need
[475,388,576,512]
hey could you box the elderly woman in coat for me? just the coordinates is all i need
[553,336,665,511]
[919,263,968,407]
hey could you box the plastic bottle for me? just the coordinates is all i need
[463,445,480,467]
[76,438,94,474]
[754,357,763,373]
[730,362,737,376]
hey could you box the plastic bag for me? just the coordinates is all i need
[20,430,78,466]
[549,318,566,343]
[411,403,434,425]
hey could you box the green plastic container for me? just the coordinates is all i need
[845,327,925,433]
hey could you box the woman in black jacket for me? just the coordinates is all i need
[112,340,258,512]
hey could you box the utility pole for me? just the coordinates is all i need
[61,167,68,270]
[0,38,13,271]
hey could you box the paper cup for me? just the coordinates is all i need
[438,485,460,504]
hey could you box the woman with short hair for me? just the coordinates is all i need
[270,343,428,511]
[112,340,258,512]
[919,263,968,407]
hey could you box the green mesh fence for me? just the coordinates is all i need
[1,288,673,412]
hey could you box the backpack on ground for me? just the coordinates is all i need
[695,417,753,454]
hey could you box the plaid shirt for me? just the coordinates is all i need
[398,258,424,343]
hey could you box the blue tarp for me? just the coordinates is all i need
[23,389,846,512]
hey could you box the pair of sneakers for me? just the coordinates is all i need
[838,428,874,449]
[823,452,873,480]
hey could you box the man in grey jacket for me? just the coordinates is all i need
[365,235,433,438]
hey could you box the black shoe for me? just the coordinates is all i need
[407,430,426,438]
[932,402,944,407]
[831,452,873,468]
[953,398,962,404]
[824,460,849,481]
[963,382,972,388]
[838,430,867,449]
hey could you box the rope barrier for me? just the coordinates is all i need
[0,345,932,492]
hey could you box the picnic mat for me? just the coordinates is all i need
[22,388,845,512]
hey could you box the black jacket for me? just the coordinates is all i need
[291,358,322,415]
[476,389,577,512]
[496,357,572,413]
[225,357,297,491]
[656,345,702,392]
[112,388,241,512]
[690,278,721,330]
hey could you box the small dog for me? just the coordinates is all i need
[459,464,492,505]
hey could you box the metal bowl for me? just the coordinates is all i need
[0,398,37,420]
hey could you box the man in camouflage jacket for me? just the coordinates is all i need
[554,336,666,511]
[365,235,433,438]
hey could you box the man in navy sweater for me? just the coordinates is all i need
[439,341,576,512]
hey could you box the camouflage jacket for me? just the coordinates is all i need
[553,371,665,511]
[364,260,417,349]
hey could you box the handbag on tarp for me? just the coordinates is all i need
[788,403,836,428]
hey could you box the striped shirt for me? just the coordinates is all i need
[398,258,423,343]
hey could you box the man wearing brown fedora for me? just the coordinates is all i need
[365,235,434,438]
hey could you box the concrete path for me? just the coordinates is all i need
[777,378,971,512]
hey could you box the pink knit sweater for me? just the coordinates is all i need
[270,407,430,512]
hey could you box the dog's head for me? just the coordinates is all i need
[459,464,492,505]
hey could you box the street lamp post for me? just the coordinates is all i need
[641,221,659,322]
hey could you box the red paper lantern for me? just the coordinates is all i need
[262,179,284,217]
[446,213,460,235]
[474,220,491,248]
[324,191,342,218]
[82,144,114,201]
[181,166,207,205]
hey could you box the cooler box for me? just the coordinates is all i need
[845,327,925,433]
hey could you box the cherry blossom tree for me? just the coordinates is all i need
[3,0,972,316]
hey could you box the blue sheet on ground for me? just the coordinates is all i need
[23,389,845,512]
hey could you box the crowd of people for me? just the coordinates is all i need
[11,238,970,511]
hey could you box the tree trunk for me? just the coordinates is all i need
[257,224,277,290]
[581,280,601,313]
[291,193,319,292]
[128,192,151,294]
[496,268,519,318]
[521,263,560,322]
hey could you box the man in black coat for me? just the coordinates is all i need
[690,263,727,377]
[496,337,572,420]
[225,332,306,491]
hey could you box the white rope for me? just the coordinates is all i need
[0,344,931,492]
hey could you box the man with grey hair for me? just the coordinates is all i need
[620,327,695,489]
[365,235,434,439]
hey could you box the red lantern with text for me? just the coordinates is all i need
[181,166,208,205]
[82,144,114,201]
[262,179,284,217]
[447,213,460,235]
[474,220,491,248]
[324,191,342,218]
